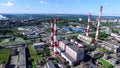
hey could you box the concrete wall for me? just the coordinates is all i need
[59,41,66,51]
[77,50,84,61]
[61,53,73,66]
[66,45,77,60]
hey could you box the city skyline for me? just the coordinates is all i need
[0,0,120,16]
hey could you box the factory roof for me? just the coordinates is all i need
[60,39,83,52]
[62,52,75,62]
[46,60,56,68]
[62,39,70,44]
[66,43,81,52]
[33,42,45,46]
[57,46,65,52]
[103,40,120,46]
[23,31,35,35]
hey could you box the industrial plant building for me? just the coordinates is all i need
[101,40,120,53]
[43,60,56,68]
[32,42,47,49]
[56,38,84,66]
[77,34,93,44]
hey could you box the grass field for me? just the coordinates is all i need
[27,44,43,68]
[61,32,80,39]
[0,37,25,45]
[26,38,40,43]
[98,58,114,68]
[97,48,106,53]
[0,49,10,64]
[113,28,120,32]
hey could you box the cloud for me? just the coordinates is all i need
[1,2,14,7]
[54,4,60,7]
[77,0,80,3]
[105,3,109,6]
[90,10,93,13]
[40,1,48,5]
[26,5,30,8]
[9,0,15,2]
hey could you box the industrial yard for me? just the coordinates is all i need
[0,0,120,68]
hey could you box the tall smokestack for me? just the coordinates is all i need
[53,19,57,56]
[50,19,54,47]
[86,13,91,36]
[95,6,103,41]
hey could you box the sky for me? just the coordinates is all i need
[0,0,120,16]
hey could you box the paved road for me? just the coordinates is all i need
[19,47,26,68]
[1,44,25,49]
[61,32,96,37]
[9,55,18,68]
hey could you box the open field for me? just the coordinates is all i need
[27,44,43,68]
[97,48,107,53]
[0,49,10,64]
[0,37,25,45]
[98,58,114,68]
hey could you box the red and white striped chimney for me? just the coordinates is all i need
[50,19,54,47]
[86,13,91,36]
[95,6,103,41]
[53,19,57,56]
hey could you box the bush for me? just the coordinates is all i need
[66,65,71,68]
[85,46,96,51]
[89,32,109,40]
[45,51,50,56]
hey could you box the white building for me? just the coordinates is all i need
[111,33,120,41]
[111,33,118,38]
[77,34,93,44]
[57,39,84,66]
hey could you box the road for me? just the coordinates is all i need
[61,32,96,37]
[0,44,25,49]
[9,56,18,68]
[19,46,26,68]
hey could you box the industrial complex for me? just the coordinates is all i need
[0,3,120,68]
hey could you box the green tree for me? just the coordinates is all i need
[45,51,50,56]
